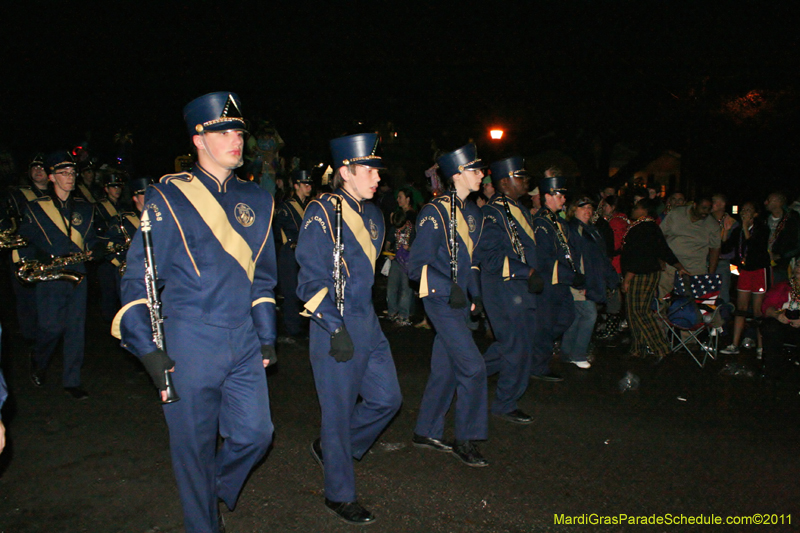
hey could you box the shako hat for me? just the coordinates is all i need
[293,169,313,184]
[489,156,528,185]
[45,150,76,173]
[130,176,154,195]
[539,176,568,196]
[330,133,385,170]
[183,92,246,136]
[436,143,487,179]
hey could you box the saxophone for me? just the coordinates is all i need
[0,229,27,250]
[332,195,346,315]
[16,251,92,285]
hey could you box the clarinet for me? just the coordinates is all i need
[332,196,346,315]
[544,208,577,273]
[500,194,526,264]
[141,210,180,404]
[449,189,459,283]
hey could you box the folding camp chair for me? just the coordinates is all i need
[654,272,731,367]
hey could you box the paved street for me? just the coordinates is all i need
[1,278,799,532]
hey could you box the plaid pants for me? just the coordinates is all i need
[626,271,669,356]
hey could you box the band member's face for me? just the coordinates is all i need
[50,168,77,195]
[506,175,529,200]
[106,184,123,202]
[295,182,312,199]
[546,191,566,212]
[29,165,48,188]
[197,129,245,170]
[459,169,484,193]
[343,165,381,201]
[81,169,95,186]
[133,193,145,212]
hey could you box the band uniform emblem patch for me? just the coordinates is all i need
[467,215,477,233]
[369,219,379,240]
[71,212,83,226]
[235,203,255,227]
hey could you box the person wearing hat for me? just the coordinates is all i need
[407,142,489,467]
[5,153,50,343]
[274,169,313,342]
[94,171,139,322]
[129,175,154,215]
[530,170,584,381]
[75,160,99,203]
[477,156,544,425]
[295,132,401,525]
[114,92,277,533]
[16,150,100,400]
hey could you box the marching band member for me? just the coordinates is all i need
[17,150,99,399]
[94,170,138,321]
[274,168,313,342]
[530,173,583,381]
[114,92,277,533]
[6,153,50,344]
[296,133,401,525]
[478,156,543,424]
[408,143,489,467]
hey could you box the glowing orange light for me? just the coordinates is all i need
[490,129,504,140]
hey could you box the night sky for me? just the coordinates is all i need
[3,2,799,197]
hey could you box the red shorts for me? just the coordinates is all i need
[738,268,767,293]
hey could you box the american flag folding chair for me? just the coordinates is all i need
[654,272,731,367]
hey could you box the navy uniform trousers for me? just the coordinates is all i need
[34,279,87,388]
[531,283,575,375]
[415,298,488,442]
[163,316,272,533]
[310,312,401,503]
[481,277,535,415]
[277,245,303,336]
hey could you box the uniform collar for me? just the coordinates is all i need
[194,164,235,193]
[337,187,364,212]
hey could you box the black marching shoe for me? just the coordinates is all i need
[310,438,324,469]
[492,409,534,425]
[412,433,453,452]
[64,387,89,400]
[452,440,489,468]
[530,372,564,382]
[324,498,376,526]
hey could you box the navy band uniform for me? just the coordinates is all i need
[114,92,276,533]
[478,156,539,417]
[295,133,401,523]
[16,151,98,391]
[273,169,312,338]
[531,176,580,377]
[408,143,489,457]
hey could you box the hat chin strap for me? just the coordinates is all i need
[199,134,243,171]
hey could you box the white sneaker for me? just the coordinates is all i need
[571,360,591,369]
[720,344,739,355]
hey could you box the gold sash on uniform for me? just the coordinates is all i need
[170,178,256,282]
[38,199,85,250]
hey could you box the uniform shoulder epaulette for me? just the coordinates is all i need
[319,192,339,203]
[160,172,194,184]
[30,195,53,204]
[73,196,88,204]
[17,185,33,191]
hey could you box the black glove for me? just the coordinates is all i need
[448,282,468,309]
[471,295,483,316]
[572,272,586,289]
[329,327,354,362]
[261,344,277,367]
[140,349,176,391]
[527,271,545,294]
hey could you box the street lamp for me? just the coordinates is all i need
[489,129,504,140]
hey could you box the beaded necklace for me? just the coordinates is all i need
[621,216,654,248]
